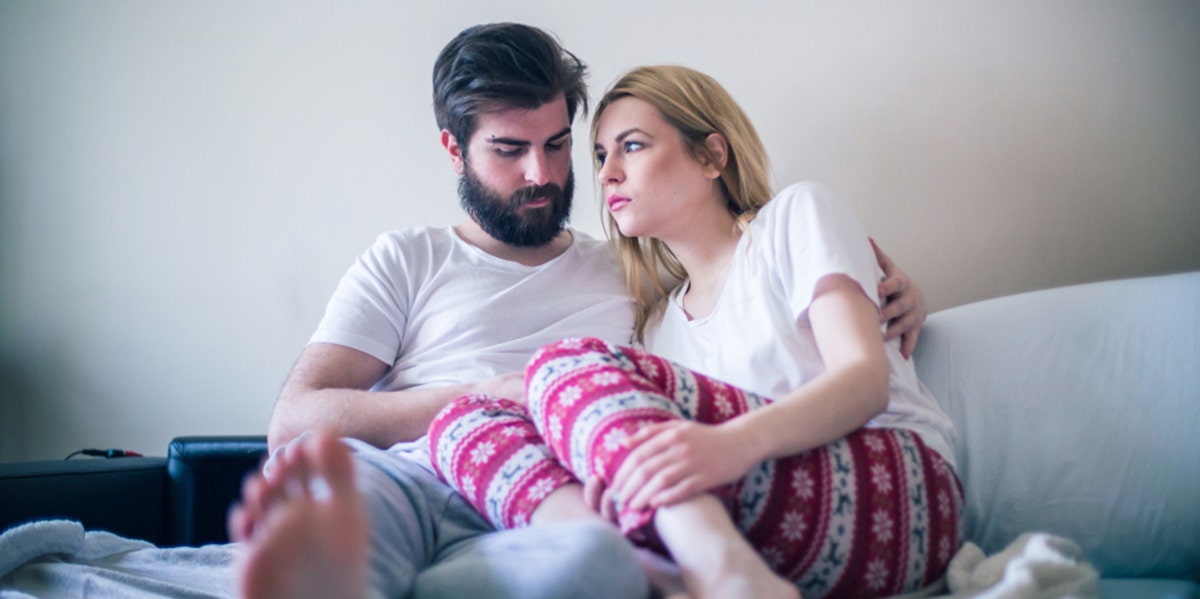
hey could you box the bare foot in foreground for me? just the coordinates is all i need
[228,431,369,599]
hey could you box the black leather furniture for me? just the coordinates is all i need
[0,436,268,547]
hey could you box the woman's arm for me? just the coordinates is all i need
[609,274,890,510]
[730,273,889,462]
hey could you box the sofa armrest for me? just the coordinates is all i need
[0,456,169,545]
[0,436,270,548]
[166,435,268,547]
[914,271,1200,581]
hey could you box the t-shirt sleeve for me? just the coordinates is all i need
[768,183,883,323]
[308,233,408,365]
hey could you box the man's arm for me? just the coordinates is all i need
[871,239,928,359]
[267,343,477,454]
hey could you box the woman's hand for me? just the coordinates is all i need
[583,476,619,523]
[609,420,757,512]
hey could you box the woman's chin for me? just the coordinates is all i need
[612,216,645,240]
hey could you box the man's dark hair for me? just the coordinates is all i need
[432,23,588,151]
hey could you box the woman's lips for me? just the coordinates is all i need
[607,195,631,212]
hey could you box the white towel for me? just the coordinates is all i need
[893,533,1100,599]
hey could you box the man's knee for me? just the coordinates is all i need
[534,520,653,598]
[546,520,649,598]
[413,520,649,599]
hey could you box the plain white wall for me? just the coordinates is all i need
[1,1,1197,462]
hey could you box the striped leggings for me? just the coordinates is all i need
[430,337,963,598]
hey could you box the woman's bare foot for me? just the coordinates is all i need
[636,547,692,599]
[227,431,369,599]
[682,539,799,599]
[654,496,800,599]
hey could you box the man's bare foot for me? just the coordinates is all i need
[227,431,369,599]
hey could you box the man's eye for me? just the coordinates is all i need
[547,142,567,153]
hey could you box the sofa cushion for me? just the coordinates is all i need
[913,272,1200,581]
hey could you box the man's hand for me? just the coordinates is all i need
[469,371,527,405]
[871,239,927,359]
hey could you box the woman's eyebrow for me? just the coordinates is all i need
[595,127,651,151]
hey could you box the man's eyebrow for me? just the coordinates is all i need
[546,127,572,144]
[488,127,572,147]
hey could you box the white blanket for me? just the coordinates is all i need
[896,533,1099,599]
[1,520,1095,599]
[0,520,235,598]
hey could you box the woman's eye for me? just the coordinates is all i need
[624,141,644,152]
[595,152,607,166]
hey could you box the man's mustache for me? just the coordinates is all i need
[510,183,564,205]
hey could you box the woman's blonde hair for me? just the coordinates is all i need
[590,65,773,341]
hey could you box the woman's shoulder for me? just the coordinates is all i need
[762,181,838,215]
[751,181,849,235]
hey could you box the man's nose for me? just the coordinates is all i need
[525,150,551,186]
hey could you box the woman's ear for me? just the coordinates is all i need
[702,132,729,178]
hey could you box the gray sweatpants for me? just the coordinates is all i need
[340,438,650,599]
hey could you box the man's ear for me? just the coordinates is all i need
[701,132,729,179]
[441,130,466,175]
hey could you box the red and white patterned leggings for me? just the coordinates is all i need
[430,337,963,598]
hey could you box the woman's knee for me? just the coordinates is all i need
[525,337,625,411]
[431,394,526,433]
[428,394,531,474]
[529,337,616,370]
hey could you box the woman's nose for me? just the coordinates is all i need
[598,156,622,185]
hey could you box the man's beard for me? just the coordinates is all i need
[458,162,574,248]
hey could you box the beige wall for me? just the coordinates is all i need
[2,1,1197,461]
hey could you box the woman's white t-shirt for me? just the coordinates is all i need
[646,182,956,466]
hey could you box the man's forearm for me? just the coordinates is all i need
[267,384,472,453]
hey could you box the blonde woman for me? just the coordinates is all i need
[430,65,960,599]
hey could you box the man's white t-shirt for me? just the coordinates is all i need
[647,182,956,466]
[308,225,633,471]
[312,226,635,391]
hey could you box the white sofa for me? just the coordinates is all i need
[913,271,1200,597]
